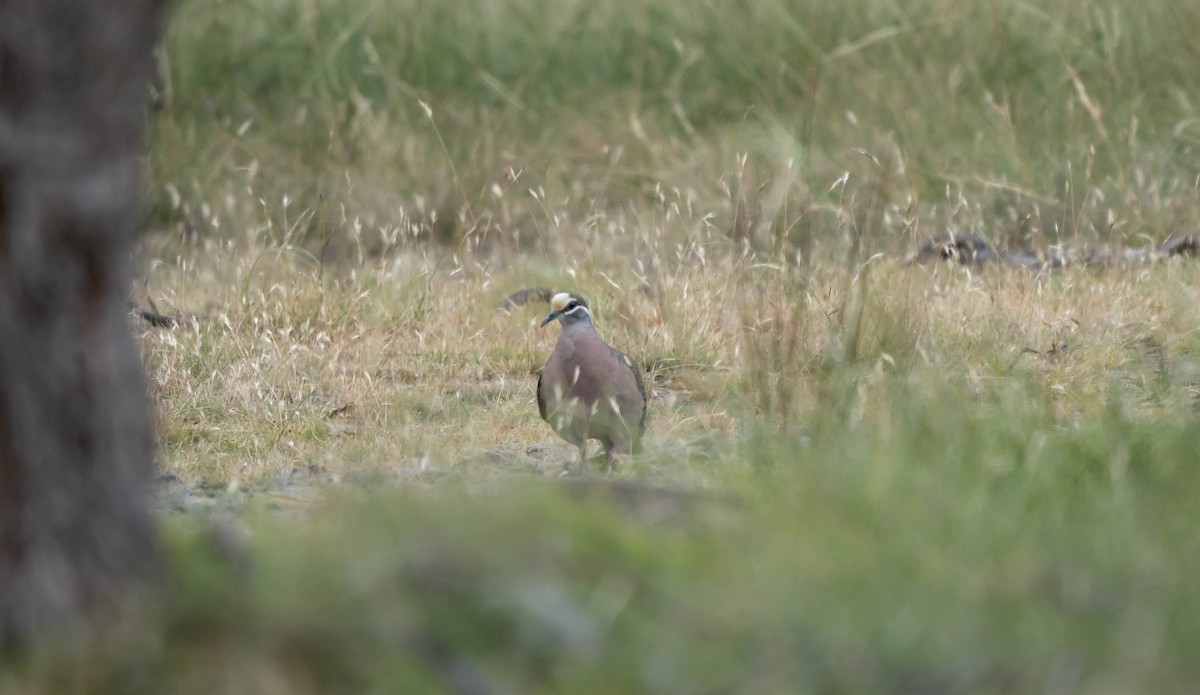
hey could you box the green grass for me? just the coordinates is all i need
[10,0,1200,690]
[11,411,1200,691]
[151,0,1200,250]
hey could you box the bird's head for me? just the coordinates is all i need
[541,292,591,327]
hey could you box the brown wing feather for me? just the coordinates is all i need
[498,287,555,313]
[496,287,591,313]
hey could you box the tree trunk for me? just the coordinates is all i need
[0,0,166,647]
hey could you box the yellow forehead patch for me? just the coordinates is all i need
[550,292,573,312]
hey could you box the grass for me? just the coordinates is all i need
[9,0,1200,690]
[138,237,1200,486]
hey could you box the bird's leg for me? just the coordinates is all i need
[575,414,592,475]
[603,446,618,474]
[574,443,588,476]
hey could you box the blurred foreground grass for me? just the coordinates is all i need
[9,404,1200,691]
[10,0,1200,690]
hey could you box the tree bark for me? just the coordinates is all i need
[0,0,166,647]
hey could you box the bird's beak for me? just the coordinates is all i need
[540,310,561,327]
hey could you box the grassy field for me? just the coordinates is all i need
[9,0,1200,691]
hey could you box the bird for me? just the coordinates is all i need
[537,292,646,472]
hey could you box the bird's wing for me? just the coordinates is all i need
[536,368,548,422]
[610,346,648,434]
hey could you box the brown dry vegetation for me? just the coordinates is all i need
[138,214,1200,486]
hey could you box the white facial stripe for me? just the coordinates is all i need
[563,304,589,318]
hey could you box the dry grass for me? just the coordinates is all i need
[138,200,1200,487]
